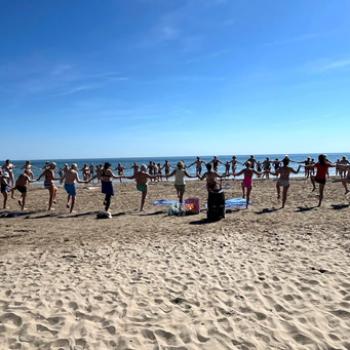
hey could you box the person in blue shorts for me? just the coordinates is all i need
[61,164,88,213]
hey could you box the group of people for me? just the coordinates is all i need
[1,154,349,214]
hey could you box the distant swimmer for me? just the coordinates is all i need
[124,164,157,211]
[189,157,205,176]
[61,163,88,213]
[199,163,223,192]
[167,161,196,206]
[270,157,301,208]
[37,162,59,211]
[13,169,35,211]
[234,161,261,209]
[308,154,336,207]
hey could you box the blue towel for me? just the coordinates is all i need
[153,199,179,206]
[225,197,250,208]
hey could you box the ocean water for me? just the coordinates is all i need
[4,153,350,181]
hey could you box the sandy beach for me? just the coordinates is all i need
[1,178,350,350]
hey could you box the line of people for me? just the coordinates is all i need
[1,154,349,214]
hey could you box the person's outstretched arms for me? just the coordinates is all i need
[166,170,176,179]
[234,169,244,177]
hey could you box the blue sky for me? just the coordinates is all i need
[1,0,350,160]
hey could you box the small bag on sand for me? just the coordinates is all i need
[184,197,200,215]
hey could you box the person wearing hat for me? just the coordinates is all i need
[61,163,88,213]
[167,161,195,206]
[37,162,59,211]
[124,164,158,211]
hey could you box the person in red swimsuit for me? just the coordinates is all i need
[309,154,336,207]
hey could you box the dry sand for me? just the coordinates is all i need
[0,178,350,350]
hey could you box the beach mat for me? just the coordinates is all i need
[153,199,179,207]
[225,197,250,209]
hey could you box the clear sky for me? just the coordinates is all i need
[1,0,350,160]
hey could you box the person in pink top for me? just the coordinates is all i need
[308,154,336,207]
[234,161,261,208]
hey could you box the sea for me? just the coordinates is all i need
[4,153,350,181]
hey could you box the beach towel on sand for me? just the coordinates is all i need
[225,197,251,209]
[153,199,179,206]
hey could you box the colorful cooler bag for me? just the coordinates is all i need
[184,197,200,215]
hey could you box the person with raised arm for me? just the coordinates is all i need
[246,155,257,169]
[61,163,88,213]
[270,157,301,208]
[189,157,206,177]
[199,163,224,192]
[124,164,158,211]
[308,154,336,207]
[234,161,261,208]
[167,161,196,206]
[37,162,59,211]
[230,155,239,176]
[210,156,223,172]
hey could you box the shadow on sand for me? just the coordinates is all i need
[255,207,280,215]
[296,206,317,212]
[0,210,43,219]
[331,203,349,210]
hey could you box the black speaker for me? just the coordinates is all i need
[207,190,225,221]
